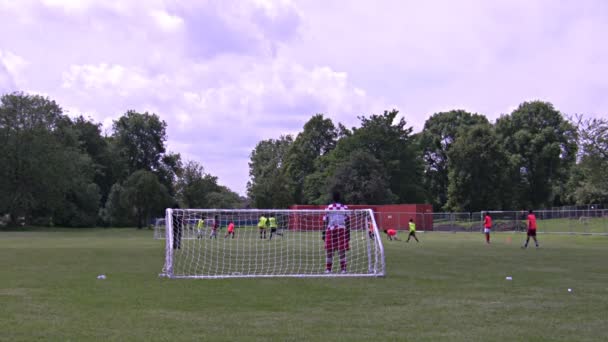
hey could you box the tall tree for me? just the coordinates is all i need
[568,117,608,204]
[175,161,242,208]
[284,114,337,204]
[419,110,489,210]
[327,150,397,204]
[445,123,510,211]
[327,110,425,203]
[0,93,99,226]
[247,135,294,208]
[496,101,577,208]
[111,110,180,203]
[121,170,170,229]
[112,110,167,174]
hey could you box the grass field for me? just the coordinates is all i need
[1,228,607,341]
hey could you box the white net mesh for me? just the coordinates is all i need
[154,218,165,239]
[160,209,385,278]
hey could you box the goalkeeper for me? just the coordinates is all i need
[268,214,283,240]
[322,191,350,274]
[258,214,268,239]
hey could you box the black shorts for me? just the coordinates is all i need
[527,229,537,237]
[270,228,277,232]
[408,231,416,236]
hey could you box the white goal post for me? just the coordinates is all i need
[160,208,386,278]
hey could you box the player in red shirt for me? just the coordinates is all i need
[483,212,492,244]
[523,210,540,248]
[322,191,350,274]
[383,229,400,241]
[224,221,235,239]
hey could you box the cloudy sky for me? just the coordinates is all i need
[1,0,607,195]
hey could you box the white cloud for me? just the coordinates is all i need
[1,0,607,196]
[149,9,184,32]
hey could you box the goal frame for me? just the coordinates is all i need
[160,208,386,279]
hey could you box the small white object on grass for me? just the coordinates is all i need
[568,288,572,292]
[505,276,513,280]
[97,274,106,280]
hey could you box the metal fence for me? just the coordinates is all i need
[373,210,608,235]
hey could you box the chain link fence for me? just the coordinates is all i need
[372,210,608,235]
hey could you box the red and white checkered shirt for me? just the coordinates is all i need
[325,203,348,230]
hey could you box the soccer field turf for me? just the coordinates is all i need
[1,229,607,341]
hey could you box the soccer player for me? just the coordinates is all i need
[258,214,268,239]
[523,210,540,248]
[483,212,492,244]
[209,215,219,239]
[268,214,283,240]
[224,221,235,239]
[322,191,350,274]
[196,217,205,239]
[407,218,419,242]
[368,220,375,239]
[383,228,400,241]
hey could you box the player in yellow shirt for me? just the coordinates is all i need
[406,218,419,243]
[268,214,283,240]
[196,218,205,239]
[258,215,268,239]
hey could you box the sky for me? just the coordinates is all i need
[1,0,607,195]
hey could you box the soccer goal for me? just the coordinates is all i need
[160,209,386,279]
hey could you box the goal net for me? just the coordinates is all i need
[154,218,165,239]
[154,217,216,239]
[160,209,386,278]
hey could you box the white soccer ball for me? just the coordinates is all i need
[568,288,572,292]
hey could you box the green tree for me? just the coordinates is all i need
[0,93,99,226]
[205,187,244,209]
[70,116,127,205]
[419,110,489,210]
[568,117,608,204]
[496,101,578,208]
[112,110,168,173]
[323,110,425,203]
[327,150,397,204]
[446,123,510,211]
[247,135,294,208]
[101,183,131,227]
[121,170,171,228]
[284,114,337,204]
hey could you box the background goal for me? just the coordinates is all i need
[160,209,385,278]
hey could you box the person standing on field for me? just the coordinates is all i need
[172,205,183,249]
[323,191,350,274]
[523,210,540,248]
[483,212,492,244]
[368,220,375,239]
[258,214,268,239]
[407,218,419,242]
[268,214,283,240]
[209,215,219,239]
[224,221,235,239]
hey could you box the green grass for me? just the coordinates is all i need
[1,229,607,341]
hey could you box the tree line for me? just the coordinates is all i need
[0,93,244,227]
[248,104,607,212]
[1,92,606,227]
